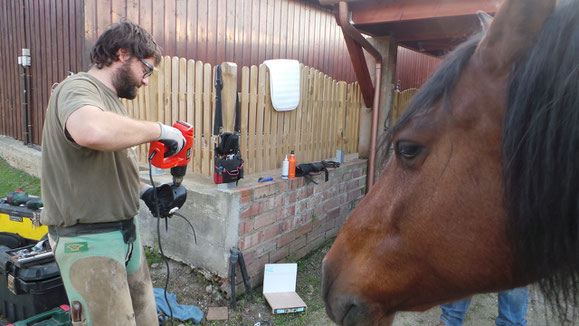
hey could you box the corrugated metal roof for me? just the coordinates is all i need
[395,47,441,91]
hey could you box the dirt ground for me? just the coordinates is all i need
[148,240,567,326]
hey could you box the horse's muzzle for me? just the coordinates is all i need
[323,258,394,326]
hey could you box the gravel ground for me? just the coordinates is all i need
[0,242,569,326]
[148,240,572,326]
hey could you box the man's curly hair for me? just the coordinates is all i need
[90,21,162,69]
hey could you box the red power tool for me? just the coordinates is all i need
[148,121,194,217]
[149,121,194,186]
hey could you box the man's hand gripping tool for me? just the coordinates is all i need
[147,121,194,217]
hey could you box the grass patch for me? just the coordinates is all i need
[145,245,163,266]
[0,157,41,197]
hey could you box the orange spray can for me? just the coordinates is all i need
[288,150,296,179]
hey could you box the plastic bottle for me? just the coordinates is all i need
[288,150,296,179]
[282,155,289,179]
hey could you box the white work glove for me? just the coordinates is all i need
[157,122,186,158]
[140,183,153,198]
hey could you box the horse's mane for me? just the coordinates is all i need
[504,0,579,321]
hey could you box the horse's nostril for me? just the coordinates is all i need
[342,301,363,326]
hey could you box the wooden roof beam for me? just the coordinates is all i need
[350,0,502,25]
[336,1,381,108]
[399,39,465,56]
[341,31,374,108]
[358,15,481,42]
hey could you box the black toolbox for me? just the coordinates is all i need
[0,245,68,323]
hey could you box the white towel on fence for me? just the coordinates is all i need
[263,59,300,111]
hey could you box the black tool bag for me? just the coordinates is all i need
[296,160,340,184]
[214,133,244,184]
[213,65,244,184]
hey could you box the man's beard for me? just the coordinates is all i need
[112,63,140,99]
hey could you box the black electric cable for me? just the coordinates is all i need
[147,153,198,325]
[173,212,197,245]
[148,158,174,326]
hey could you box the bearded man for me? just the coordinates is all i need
[41,21,184,326]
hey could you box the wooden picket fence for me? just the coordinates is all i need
[124,56,363,177]
[392,88,418,123]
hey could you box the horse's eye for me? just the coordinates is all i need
[395,141,422,160]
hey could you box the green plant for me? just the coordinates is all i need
[297,262,306,273]
[144,245,162,266]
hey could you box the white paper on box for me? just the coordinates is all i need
[263,263,297,293]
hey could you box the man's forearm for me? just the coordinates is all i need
[66,106,161,151]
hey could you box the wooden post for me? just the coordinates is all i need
[220,62,238,132]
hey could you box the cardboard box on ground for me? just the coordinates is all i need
[262,263,307,314]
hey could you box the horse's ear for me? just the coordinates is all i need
[474,0,555,74]
[476,11,493,32]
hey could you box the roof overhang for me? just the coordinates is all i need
[320,0,503,57]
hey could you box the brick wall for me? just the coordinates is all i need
[233,159,367,287]
[0,135,368,293]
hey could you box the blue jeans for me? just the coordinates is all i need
[440,287,528,326]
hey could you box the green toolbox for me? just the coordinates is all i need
[7,305,71,326]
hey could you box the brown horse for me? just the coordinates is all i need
[322,0,578,325]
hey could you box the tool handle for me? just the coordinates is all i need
[71,301,82,322]
[149,121,194,169]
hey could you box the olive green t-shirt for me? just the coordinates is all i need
[40,73,140,227]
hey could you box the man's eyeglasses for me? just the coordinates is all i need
[139,58,154,79]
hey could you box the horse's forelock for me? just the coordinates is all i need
[391,34,483,135]
[504,0,579,321]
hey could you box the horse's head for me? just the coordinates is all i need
[322,0,565,324]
